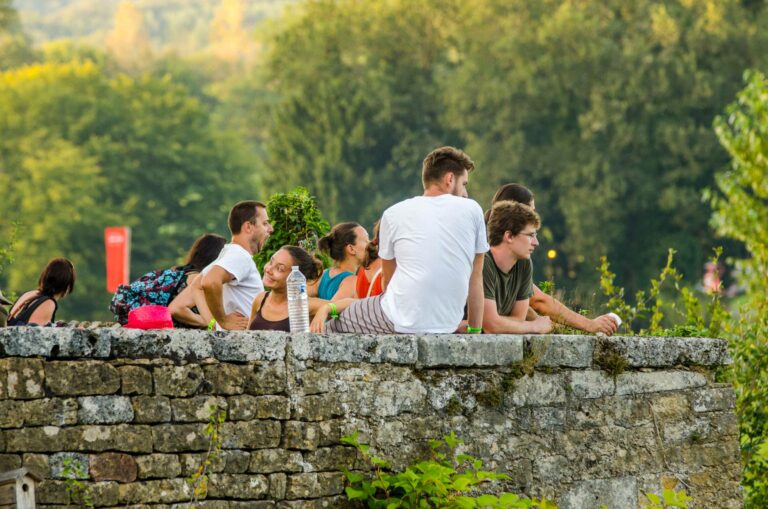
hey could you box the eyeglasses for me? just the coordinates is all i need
[519,231,538,240]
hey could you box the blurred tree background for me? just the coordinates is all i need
[1,0,766,320]
[2,0,768,504]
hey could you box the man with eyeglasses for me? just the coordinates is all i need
[201,201,273,330]
[481,200,553,334]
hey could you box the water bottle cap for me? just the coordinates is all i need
[291,265,300,270]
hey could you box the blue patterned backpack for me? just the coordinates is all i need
[109,265,193,325]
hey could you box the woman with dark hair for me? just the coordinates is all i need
[354,220,383,298]
[316,222,369,299]
[167,233,227,328]
[249,246,324,331]
[484,183,535,222]
[7,258,76,326]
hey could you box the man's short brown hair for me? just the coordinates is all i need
[422,146,475,187]
[228,200,266,235]
[487,200,541,247]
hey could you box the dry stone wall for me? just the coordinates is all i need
[0,327,741,508]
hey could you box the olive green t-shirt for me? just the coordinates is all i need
[483,252,534,317]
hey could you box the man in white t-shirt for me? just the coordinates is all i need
[323,146,488,334]
[201,200,273,330]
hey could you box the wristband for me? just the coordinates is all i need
[329,303,339,319]
[207,319,217,331]
[466,326,483,334]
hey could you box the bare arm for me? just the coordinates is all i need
[530,284,617,335]
[466,253,485,330]
[201,266,248,330]
[381,258,396,292]
[169,275,207,328]
[483,298,552,334]
[332,274,357,300]
[310,297,356,333]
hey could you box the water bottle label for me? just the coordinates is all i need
[300,283,306,294]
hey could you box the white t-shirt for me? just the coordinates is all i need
[379,194,489,333]
[201,243,263,319]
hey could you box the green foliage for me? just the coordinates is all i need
[0,219,19,280]
[0,59,256,319]
[260,0,458,225]
[187,405,226,507]
[711,70,768,509]
[447,0,766,297]
[597,248,725,338]
[341,431,556,508]
[644,489,692,509]
[254,187,331,273]
[62,456,94,508]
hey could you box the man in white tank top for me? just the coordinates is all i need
[322,146,488,334]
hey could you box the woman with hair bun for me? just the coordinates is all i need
[249,245,324,331]
[316,222,369,300]
[7,257,76,326]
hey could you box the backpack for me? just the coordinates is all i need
[109,265,193,325]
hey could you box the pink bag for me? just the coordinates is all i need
[125,305,174,329]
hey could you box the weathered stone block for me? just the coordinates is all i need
[4,357,45,399]
[532,335,595,368]
[171,396,227,422]
[179,450,250,475]
[418,335,523,367]
[136,454,182,479]
[152,424,210,452]
[203,363,247,395]
[229,395,290,421]
[89,452,138,482]
[559,476,638,509]
[221,420,282,449]
[615,371,707,395]
[0,400,21,427]
[207,473,269,499]
[605,336,731,367]
[22,453,49,476]
[569,371,615,399]
[78,395,135,424]
[0,454,21,472]
[285,472,345,499]
[284,421,321,451]
[119,365,154,395]
[79,425,153,453]
[20,398,78,426]
[50,452,89,479]
[118,479,190,505]
[154,365,205,397]
[212,331,286,361]
[36,479,70,505]
[292,394,343,421]
[269,472,288,499]
[692,386,736,413]
[510,373,566,406]
[303,447,357,472]
[45,361,120,396]
[293,334,418,364]
[132,395,172,423]
[244,362,288,395]
[249,449,304,473]
[0,327,110,358]
[5,426,67,451]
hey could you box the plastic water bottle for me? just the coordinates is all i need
[287,266,310,333]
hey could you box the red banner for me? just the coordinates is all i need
[105,226,131,292]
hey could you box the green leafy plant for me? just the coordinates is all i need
[62,456,94,509]
[186,404,226,507]
[598,247,725,337]
[254,187,331,272]
[341,431,556,508]
[645,489,692,508]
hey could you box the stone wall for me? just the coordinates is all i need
[0,327,742,508]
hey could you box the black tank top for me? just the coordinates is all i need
[8,292,57,326]
[248,291,290,332]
